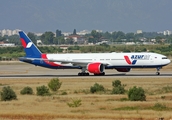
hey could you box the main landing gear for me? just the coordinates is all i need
[156,67,161,75]
[78,68,89,76]
[77,68,105,76]
[78,72,89,76]
[78,72,106,76]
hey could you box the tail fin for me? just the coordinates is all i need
[19,31,42,58]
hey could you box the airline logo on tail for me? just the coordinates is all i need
[20,38,27,48]
[26,42,33,48]
[20,38,33,48]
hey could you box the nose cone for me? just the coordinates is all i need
[167,59,171,64]
[163,58,171,66]
[161,57,171,66]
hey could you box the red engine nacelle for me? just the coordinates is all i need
[87,63,104,74]
[115,68,131,72]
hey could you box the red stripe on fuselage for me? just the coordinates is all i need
[20,38,27,48]
[41,54,61,66]
[124,56,132,64]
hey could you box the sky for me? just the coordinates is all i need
[0,0,172,33]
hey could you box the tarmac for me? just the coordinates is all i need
[0,62,172,78]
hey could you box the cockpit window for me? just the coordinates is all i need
[162,57,167,59]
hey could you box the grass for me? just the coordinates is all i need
[113,106,141,111]
[113,103,172,111]
[0,62,172,119]
[0,78,172,119]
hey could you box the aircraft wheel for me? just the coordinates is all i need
[86,73,89,76]
[78,72,89,76]
[102,72,105,75]
[156,72,160,75]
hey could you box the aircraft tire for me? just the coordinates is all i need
[78,72,89,76]
[156,72,160,75]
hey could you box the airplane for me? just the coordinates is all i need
[18,31,171,76]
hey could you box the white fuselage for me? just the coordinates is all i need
[46,52,170,68]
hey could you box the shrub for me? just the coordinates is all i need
[20,86,33,95]
[48,78,62,92]
[36,85,50,96]
[61,91,67,95]
[1,86,17,101]
[112,80,121,87]
[112,80,125,94]
[67,98,82,107]
[90,83,104,93]
[128,86,146,101]
[112,86,125,94]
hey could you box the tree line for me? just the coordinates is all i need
[1,29,172,60]
[0,44,172,60]
[1,29,172,45]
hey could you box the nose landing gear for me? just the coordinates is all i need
[156,67,161,75]
[156,71,160,75]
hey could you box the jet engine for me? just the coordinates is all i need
[115,68,131,72]
[87,63,104,74]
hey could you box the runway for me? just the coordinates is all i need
[0,63,172,78]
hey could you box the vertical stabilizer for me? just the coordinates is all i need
[19,31,42,58]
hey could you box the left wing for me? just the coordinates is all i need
[48,59,110,66]
[19,57,110,66]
